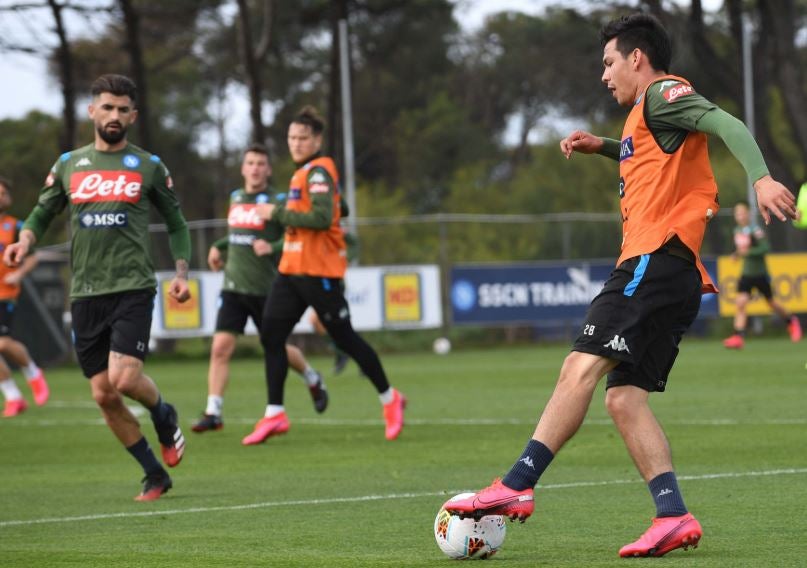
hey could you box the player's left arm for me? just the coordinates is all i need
[149,160,192,302]
[648,83,796,223]
[269,168,334,230]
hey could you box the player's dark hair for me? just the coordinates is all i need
[244,143,269,158]
[600,13,672,73]
[292,105,325,135]
[735,199,750,208]
[0,175,11,192]
[91,74,138,106]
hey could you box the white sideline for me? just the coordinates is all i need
[1,467,805,528]
[3,416,806,427]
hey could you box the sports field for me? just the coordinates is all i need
[2,337,805,567]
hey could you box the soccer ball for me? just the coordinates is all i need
[434,493,506,559]
[433,337,452,355]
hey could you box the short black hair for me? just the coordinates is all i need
[91,74,138,106]
[244,143,269,158]
[600,13,672,73]
[735,199,750,208]
[292,105,325,135]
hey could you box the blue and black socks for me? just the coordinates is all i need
[502,439,555,491]
[649,471,688,518]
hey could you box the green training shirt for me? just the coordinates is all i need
[214,188,285,296]
[599,78,769,184]
[734,223,770,277]
[23,143,191,298]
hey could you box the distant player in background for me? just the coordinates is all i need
[241,106,406,445]
[723,200,801,349]
[192,144,327,433]
[444,13,799,558]
[0,176,49,417]
[4,74,190,501]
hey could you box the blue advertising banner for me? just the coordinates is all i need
[450,259,718,326]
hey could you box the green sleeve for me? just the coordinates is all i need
[148,161,191,262]
[273,167,333,230]
[22,161,69,240]
[212,236,229,251]
[339,195,350,218]
[748,226,770,256]
[695,108,770,183]
[268,234,284,254]
[597,138,621,161]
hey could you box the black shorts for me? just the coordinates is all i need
[0,301,15,336]
[263,274,350,326]
[737,274,773,299]
[215,291,265,334]
[71,290,154,378]
[572,249,702,392]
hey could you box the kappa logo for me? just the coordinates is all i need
[603,334,631,353]
[75,157,92,167]
[519,457,535,470]
[657,488,673,497]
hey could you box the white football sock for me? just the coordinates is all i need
[264,404,285,418]
[302,366,322,387]
[22,362,40,380]
[378,388,395,405]
[0,378,23,401]
[205,395,223,416]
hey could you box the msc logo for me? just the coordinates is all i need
[289,188,302,200]
[619,137,634,162]
[79,211,128,229]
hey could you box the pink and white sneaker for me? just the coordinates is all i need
[28,372,50,406]
[383,389,406,440]
[242,412,290,445]
[619,513,702,557]
[788,317,802,342]
[3,398,28,418]
[443,478,534,522]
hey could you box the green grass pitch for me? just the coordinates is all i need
[1,337,806,567]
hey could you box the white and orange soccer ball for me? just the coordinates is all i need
[434,493,507,560]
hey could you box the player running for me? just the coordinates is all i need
[4,74,191,501]
[241,106,405,445]
[192,144,327,433]
[0,176,50,417]
[444,13,798,558]
[723,200,801,349]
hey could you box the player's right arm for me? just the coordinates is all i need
[5,161,69,267]
[208,236,228,271]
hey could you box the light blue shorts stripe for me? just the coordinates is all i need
[623,254,650,297]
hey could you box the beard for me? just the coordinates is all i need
[97,122,127,145]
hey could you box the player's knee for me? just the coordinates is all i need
[604,388,637,420]
[92,384,123,409]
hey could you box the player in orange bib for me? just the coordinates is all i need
[445,13,799,558]
[0,176,49,418]
[240,106,405,445]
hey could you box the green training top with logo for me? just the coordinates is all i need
[734,223,769,277]
[213,188,285,296]
[23,143,191,298]
[599,78,769,184]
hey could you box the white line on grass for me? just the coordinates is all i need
[2,467,805,528]
[3,417,806,427]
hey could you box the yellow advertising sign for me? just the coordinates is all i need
[160,278,202,329]
[383,272,422,323]
[717,253,807,316]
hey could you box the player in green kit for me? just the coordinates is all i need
[723,200,801,349]
[192,144,327,433]
[4,74,191,502]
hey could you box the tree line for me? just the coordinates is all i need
[0,0,805,265]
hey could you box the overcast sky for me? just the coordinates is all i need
[0,0,724,133]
